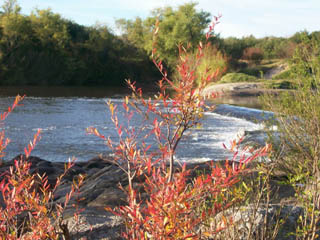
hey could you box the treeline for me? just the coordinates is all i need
[115,2,320,76]
[0,0,158,86]
[220,31,320,64]
[0,0,319,86]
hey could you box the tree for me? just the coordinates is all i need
[1,0,20,15]
[30,8,70,48]
[116,17,146,49]
[221,37,246,59]
[0,8,34,84]
[117,2,212,69]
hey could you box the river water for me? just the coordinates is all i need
[0,87,267,163]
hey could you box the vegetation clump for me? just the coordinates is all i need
[0,96,84,239]
[87,16,274,239]
[219,72,258,83]
[263,32,320,239]
[264,79,298,89]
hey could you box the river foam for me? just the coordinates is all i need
[0,97,266,163]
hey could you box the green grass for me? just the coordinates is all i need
[271,69,292,80]
[239,67,265,77]
[216,59,297,90]
[263,79,298,89]
[237,59,286,78]
[218,73,259,83]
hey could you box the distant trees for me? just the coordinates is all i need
[0,1,318,87]
[0,4,158,86]
[242,47,264,64]
[0,4,158,85]
[221,35,259,59]
[219,34,300,61]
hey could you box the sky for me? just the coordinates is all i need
[17,0,320,38]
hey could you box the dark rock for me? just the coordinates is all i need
[30,166,56,176]
[37,160,53,168]
[87,187,126,207]
[83,156,113,170]
[53,183,73,201]
[76,164,127,207]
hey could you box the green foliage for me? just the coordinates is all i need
[195,46,227,84]
[242,47,264,63]
[117,2,212,69]
[239,67,264,77]
[1,0,20,15]
[221,35,259,59]
[263,30,320,239]
[256,37,296,59]
[239,67,260,77]
[0,1,319,88]
[290,33,320,82]
[30,9,70,48]
[264,79,298,89]
[219,72,258,83]
[116,17,146,50]
[0,5,159,86]
[173,45,227,85]
[220,34,298,62]
[240,59,285,78]
[271,69,292,80]
[264,35,320,174]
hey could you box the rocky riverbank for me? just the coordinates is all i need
[0,152,300,239]
[0,155,125,239]
[0,155,219,239]
[214,104,275,122]
[203,82,288,98]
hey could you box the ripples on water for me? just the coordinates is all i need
[0,96,265,163]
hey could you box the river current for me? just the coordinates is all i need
[0,96,266,163]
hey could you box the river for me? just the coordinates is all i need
[0,87,267,163]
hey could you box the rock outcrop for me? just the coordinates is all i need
[0,155,126,239]
[0,154,301,239]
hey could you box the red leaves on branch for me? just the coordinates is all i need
[88,15,270,239]
[86,126,107,140]
[0,96,84,239]
[0,95,25,121]
[0,95,25,159]
[24,128,41,158]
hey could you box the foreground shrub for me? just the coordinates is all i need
[88,17,270,239]
[0,96,83,239]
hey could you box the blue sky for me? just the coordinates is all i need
[17,0,319,38]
